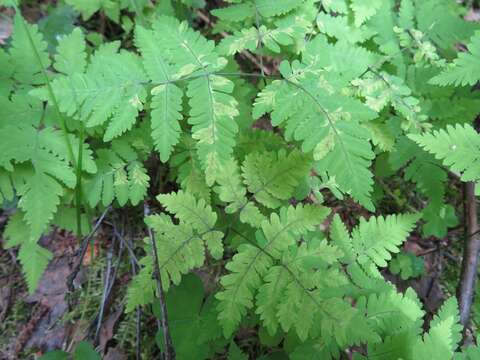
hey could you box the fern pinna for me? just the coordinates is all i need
[2,0,480,358]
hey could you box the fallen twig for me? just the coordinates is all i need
[94,234,116,343]
[457,182,480,329]
[67,206,111,292]
[129,238,142,360]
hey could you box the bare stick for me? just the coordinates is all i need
[144,203,175,360]
[94,236,115,343]
[67,206,111,292]
[457,182,480,328]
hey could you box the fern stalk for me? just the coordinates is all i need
[14,6,83,242]
[75,123,85,241]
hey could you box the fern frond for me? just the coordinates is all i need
[253,39,378,209]
[135,25,183,162]
[214,159,265,227]
[127,191,223,311]
[364,288,424,335]
[350,213,421,268]
[4,212,53,293]
[157,190,218,233]
[85,145,149,207]
[216,204,329,337]
[141,17,239,184]
[18,242,53,293]
[350,0,382,27]
[54,27,87,76]
[255,0,305,17]
[413,298,462,360]
[430,32,480,86]
[9,14,50,84]
[409,124,480,182]
[34,42,147,142]
[242,149,311,209]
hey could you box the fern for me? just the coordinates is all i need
[9,14,51,84]
[216,203,331,337]
[253,41,378,209]
[85,144,149,207]
[4,1,480,358]
[126,191,223,311]
[413,298,462,359]
[430,31,480,87]
[35,40,148,142]
[409,124,480,182]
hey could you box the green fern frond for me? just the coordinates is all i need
[214,159,265,227]
[430,31,480,87]
[34,42,147,142]
[216,204,330,337]
[54,28,87,76]
[252,38,378,209]
[9,14,50,84]
[350,213,421,268]
[242,149,311,209]
[127,191,223,311]
[413,298,462,360]
[85,144,149,207]
[4,212,53,293]
[350,0,382,27]
[409,124,480,182]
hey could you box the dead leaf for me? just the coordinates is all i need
[98,305,124,353]
[104,345,128,360]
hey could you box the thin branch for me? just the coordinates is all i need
[129,242,142,360]
[457,182,480,329]
[67,206,111,292]
[94,235,115,343]
[144,203,175,360]
[111,223,140,267]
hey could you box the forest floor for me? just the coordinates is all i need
[1,1,480,359]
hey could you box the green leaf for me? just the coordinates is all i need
[18,242,53,293]
[430,31,480,86]
[242,149,311,209]
[216,204,330,337]
[9,14,51,84]
[389,252,424,280]
[73,341,101,360]
[155,274,222,359]
[350,0,382,27]
[38,351,69,360]
[409,124,480,182]
[54,27,87,76]
[19,171,65,241]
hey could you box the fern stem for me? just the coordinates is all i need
[14,10,77,167]
[253,3,266,78]
[75,123,85,240]
[14,8,83,242]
